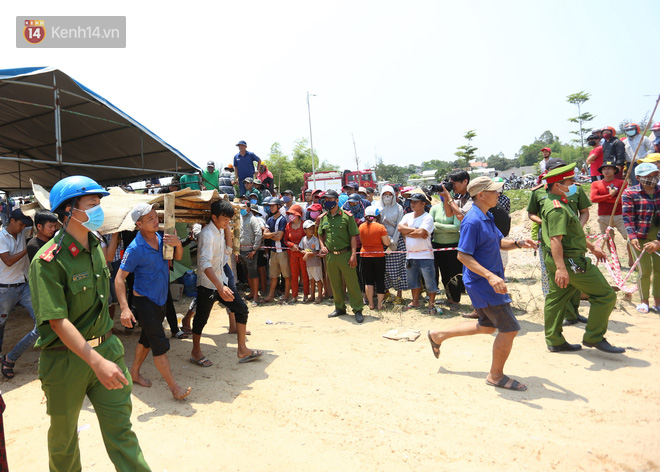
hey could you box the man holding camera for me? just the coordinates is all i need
[439,170,471,221]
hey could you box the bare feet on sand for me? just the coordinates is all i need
[171,385,192,400]
[131,372,152,388]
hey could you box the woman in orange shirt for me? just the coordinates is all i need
[359,206,391,310]
[284,204,310,302]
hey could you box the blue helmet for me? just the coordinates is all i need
[262,196,272,205]
[347,193,362,203]
[49,175,110,212]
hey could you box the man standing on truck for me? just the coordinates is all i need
[233,141,261,196]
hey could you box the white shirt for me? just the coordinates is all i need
[196,222,229,290]
[400,212,434,260]
[624,134,653,163]
[0,227,30,284]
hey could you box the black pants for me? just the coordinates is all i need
[356,254,365,293]
[194,285,249,336]
[165,290,179,335]
[432,242,464,303]
[133,297,170,356]
[360,256,386,294]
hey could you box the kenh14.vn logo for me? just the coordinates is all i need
[24,20,45,44]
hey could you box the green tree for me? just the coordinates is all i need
[487,153,517,171]
[265,142,303,193]
[567,91,595,159]
[291,137,339,173]
[374,158,409,184]
[454,130,478,165]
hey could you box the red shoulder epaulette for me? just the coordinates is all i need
[553,200,562,209]
[344,210,353,216]
[68,242,80,257]
[39,244,59,262]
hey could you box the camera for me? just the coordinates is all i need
[425,181,453,195]
[440,180,453,193]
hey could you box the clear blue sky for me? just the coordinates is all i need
[4,0,659,171]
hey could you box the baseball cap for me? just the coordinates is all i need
[308,203,322,212]
[324,190,339,198]
[467,176,504,195]
[303,220,315,229]
[236,140,247,146]
[541,147,552,153]
[9,209,33,226]
[206,161,215,167]
[365,206,379,217]
[243,177,254,183]
[407,193,429,202]
[546,158,567,171]
[312,189,323,195]
[635,162,658,177]
[131,202,160,223]
[358,186,367,194]
[347,182,359,190]
[253,178,262,185]
[637,153,660,164]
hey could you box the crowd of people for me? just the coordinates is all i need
[0,128,658,469]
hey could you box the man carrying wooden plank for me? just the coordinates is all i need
[115,203,192,400]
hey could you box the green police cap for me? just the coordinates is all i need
[542,163,576,184]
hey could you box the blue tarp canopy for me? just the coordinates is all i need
[0,67,200,195]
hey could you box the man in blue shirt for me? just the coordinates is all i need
[115,203,191,400]
[262,198,291,303]
[427,177,536,392]
[233,140,261,196]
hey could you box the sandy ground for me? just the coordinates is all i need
[2,207,660,471]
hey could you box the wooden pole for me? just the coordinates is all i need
[603,94,660,248]
[163,193,175,260]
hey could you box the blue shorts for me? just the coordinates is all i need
[405,258,438,293]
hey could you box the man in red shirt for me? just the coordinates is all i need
[590,159,629,263]
[585,133,604,182]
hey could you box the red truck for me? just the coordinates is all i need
[302,169,377,193]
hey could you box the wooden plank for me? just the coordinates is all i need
[158,216,209,224]
[174,199,211,210]
[157,209,210,219]
[163,194,175,260]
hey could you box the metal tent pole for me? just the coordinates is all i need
[53,72,63,164]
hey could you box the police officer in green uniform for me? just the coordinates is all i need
[540,164,625,354]
[29,176,150,472]
[318,190,365,323]
[528,157,591,325]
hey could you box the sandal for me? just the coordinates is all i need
[637,303,650,314]
[427,331,441,359]
[172,330,189,339]
[1,356,15,379]
[189,356,213,367]
[486,375,527,391]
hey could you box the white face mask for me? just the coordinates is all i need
[382,195,393,205]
